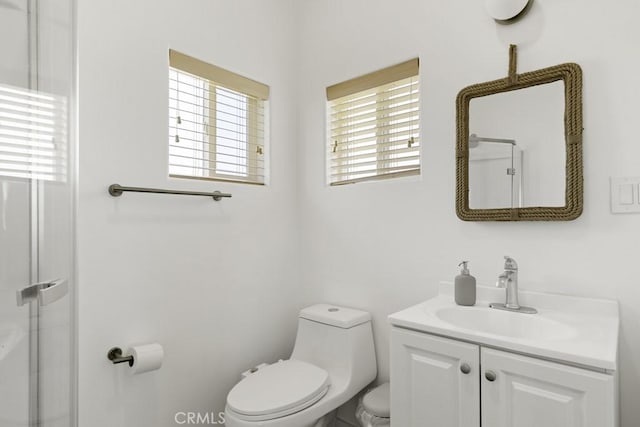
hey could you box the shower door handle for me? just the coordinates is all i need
[38,279,68,306]
[16,279,68,307]
[16,282,39,306]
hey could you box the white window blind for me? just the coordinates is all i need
[326,59,420,185]
[169,50,269,185]
[0,84,68,182]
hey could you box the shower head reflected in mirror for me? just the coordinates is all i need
[469,133,516,149]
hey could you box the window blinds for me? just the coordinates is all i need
[326,59,420,185]
[169,50,269,185]
[0,84,68,182]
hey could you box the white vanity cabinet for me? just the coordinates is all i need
[391,327,480,426]
[391,327,617,427]
[481,347,616,427]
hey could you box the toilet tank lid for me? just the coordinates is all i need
[299,304,371,329]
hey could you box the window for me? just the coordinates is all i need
[169,50,269,185]
[326,59,420,185]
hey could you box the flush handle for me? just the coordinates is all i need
[460,363,471,375]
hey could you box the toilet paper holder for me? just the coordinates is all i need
[107,347,134,367]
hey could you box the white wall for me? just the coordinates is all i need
[295,1,640,426]
[77,1,301,425]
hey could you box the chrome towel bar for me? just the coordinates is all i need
[108,184,232,201]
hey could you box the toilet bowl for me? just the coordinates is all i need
[224,304,377,427]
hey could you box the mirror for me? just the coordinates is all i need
[456,61,583,221]
[469,81,565,209]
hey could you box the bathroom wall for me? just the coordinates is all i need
[77,1,301,425]
[295,1,640,426]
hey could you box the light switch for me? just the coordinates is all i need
[611,177,640,214]
[619,184,635,205]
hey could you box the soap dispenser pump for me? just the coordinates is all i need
[455,261,476,306]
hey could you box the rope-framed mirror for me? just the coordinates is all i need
[456,45,583,221]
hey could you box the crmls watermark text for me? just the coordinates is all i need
[174,412,226,425]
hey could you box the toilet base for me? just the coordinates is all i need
[224,408,337,427]
[356,402,390,426]
[312,410,337,427]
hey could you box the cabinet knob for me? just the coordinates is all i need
[485,370,497,382]
[460,363,471,374]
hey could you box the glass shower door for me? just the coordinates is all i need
[0,0,75,426]
[0,180,31,425]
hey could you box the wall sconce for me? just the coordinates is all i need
[485,0,533,24]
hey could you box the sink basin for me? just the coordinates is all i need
[389,282,619,371]
[435,306,576,341]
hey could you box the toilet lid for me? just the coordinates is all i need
[227,360,330,420]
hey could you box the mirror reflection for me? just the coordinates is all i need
[468,81,566,209]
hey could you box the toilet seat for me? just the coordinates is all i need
[226,360,330,422]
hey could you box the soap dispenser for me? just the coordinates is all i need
[455,261,476,306]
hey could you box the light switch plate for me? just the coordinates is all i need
[619,183,634,205]
[611,177,640,213]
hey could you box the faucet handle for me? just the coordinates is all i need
[503,256,518,270]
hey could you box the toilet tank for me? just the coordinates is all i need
[290,304,377,392]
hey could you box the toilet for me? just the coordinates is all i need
[224,304,377,427]
[355,382,390,427]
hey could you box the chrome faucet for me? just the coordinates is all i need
[490,256,537,314]
[498,256,519,309]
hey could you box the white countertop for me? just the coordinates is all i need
[388,282,619,371]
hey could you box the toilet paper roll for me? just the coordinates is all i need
[130,343,164,375]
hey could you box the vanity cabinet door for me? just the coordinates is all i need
[481,347,616,427]
[390,328,480,427]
